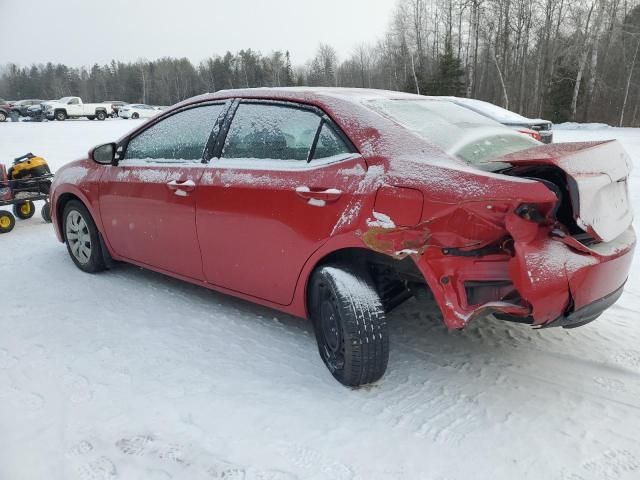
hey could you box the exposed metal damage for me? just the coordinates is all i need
[361,140,635,330]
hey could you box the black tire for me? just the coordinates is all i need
[131,112,140,119]
[55,110,67,121]
[62,200,105,273]
[309,264,389,387]
[86,116,95,121]
[41,203,52,223]
[13,200,35,220]
[0,111,6,122]
[96,110,107,121]
[0,210,15,234]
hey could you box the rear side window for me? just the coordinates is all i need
[313,123,351,160]
[222,104,321,161]
[124,104,223,162]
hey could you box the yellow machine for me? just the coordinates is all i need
[0,153,53,234]
[9,154,52,184]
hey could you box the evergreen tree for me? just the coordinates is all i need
[544,63,576,124]
[284,51,295,86]
[427,42,464,96]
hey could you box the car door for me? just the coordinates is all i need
[99,102,226,280]
[196,101,368,305]
[66,98,83,116]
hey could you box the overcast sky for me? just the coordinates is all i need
[1,0,397,67]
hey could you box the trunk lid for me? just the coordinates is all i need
[493,140,633,243]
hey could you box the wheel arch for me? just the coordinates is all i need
[299,242,441,320]
[53,187,104,242]
[55,192,83,239]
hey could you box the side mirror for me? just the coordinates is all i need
[90,142,116,165]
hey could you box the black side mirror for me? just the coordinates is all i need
[90,142,116,165]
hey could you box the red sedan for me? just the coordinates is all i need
[50,88,635,386]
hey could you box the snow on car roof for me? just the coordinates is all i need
[207,86,424,103]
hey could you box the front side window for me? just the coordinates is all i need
[68,98,79,105]
[222,104,322,161]
[124,104,223,162]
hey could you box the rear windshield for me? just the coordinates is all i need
[365,99,538,166]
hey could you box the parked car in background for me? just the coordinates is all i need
[102,101,127,118]
[24,104,47,122]
[50,87,634,387]
[444,97,553,143]
[43,97,110,121]
[0,99,13,122]
[11,99,45,117]
[118,104,161,119]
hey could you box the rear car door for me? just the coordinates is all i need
[196,100,368,305]
[99,103,226,280]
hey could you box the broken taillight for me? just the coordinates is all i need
[515,203,547,223]
[517,129,542,142]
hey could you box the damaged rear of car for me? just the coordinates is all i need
[363,97,635,330]
[49,87,634,388]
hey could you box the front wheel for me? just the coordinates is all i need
[55,110,67,121]
[309,265,389,387]
[131,112,139,119]
[0,111,6,122]
[62,200,105,273]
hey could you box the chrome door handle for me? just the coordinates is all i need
[295,186,342,206]
[167,179,196,196]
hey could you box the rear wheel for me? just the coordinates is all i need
[309,265,389,387]
[131,112,140,119]
[0,210,15,233]
[96,110,107,121]
[13,200,35,219]
[0,111,6,122]
[86,116,95,121]
[41,203,52,223]
[62,200,105,273]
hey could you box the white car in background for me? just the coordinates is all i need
[443,97,553,143]
[118,104,162,119]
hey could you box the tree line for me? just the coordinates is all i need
[2,0,640,126]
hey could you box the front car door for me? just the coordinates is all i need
[66,97,83,116]
[196,100,368,305]
[99,102,226,280]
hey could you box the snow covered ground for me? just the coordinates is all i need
[1,119,640,480]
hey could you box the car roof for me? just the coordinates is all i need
[202,86,423,103]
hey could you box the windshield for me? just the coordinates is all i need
[59,97,74,103]
[365,99,538,165]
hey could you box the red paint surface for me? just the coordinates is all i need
[50,89,636,329]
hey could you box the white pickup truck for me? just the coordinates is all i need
[44,97,110,121]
